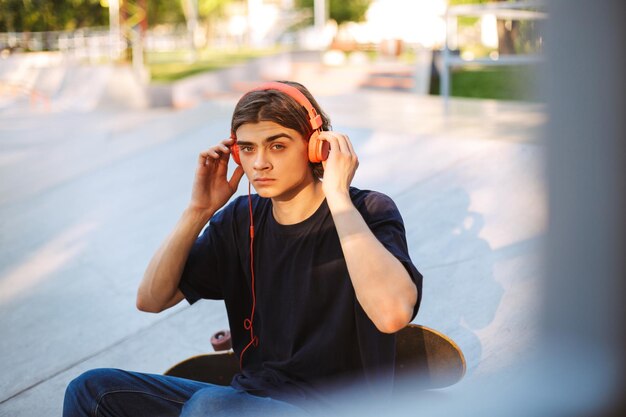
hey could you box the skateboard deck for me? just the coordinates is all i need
[395,324,466,389]
[164,324,465,390]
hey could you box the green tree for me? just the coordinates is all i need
[198,0,231,18]
[148,0,186,26]
[0,0,107,32]
[295,0,371,25]
[0,0,219,32]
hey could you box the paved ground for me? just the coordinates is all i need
[0,53,546,416]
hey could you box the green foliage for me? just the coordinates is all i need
[148,0,233,27]
[295,0,371,25]
[430,65,540,101]
[0,0,237,33]
[148,0,186,26]
[198,0,231,18]
[0,0,107,32]
[147,47,279,83]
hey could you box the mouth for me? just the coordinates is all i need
[253,178,275,184]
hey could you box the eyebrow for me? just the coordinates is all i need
[236,133,295,146]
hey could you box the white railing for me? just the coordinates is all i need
[0,28,126,63]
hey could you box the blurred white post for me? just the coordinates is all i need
[314,0,327,32]
[247,0,262,47]
[108,0,121,60]
[182,0,199,62]
[441,5,451,109]
[131,29,148,83]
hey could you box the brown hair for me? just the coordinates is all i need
[231,81,331,178]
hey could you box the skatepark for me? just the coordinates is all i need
[0,48,546,415]
[1,4,625,413]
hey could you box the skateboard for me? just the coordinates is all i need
[164,324,465,390]
[395,324,466,389]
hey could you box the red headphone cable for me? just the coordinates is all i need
[239,182,258,369]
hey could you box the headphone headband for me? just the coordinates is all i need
[249,82,323,131]
[231,81,329,165]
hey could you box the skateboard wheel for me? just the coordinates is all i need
[211,330,232,351]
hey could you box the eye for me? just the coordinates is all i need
[271,143,285,150]
[240,145,254,153]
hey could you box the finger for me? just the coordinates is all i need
[343,134,358,167]
[203,145,231,164]
[198,150,211,166]
[228,166,245,191]
[217,142,231,154]
[215,150,232,176]
[221,137,235,146]
[198,151,224,174]
[202,137,234,156]
[215,139,234,156]
[336,133,354,156]
[320,133,340,158]
[323,132,351,155]
[198,151,221,170]
[343,134,356,156]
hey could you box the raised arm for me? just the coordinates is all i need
[136,138,244,313]
[320,132,418,334]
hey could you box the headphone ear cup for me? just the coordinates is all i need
[308,131,329,163]
[231,144,242,165]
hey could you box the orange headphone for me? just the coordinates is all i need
[230,81,330,165]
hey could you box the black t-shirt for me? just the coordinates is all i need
[179,187,422,406]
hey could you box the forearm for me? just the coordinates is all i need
[137,207,214,313]
[327,194,417,333]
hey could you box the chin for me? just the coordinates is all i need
[255,190,274,198]
[252,187,278,198]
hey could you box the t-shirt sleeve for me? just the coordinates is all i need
[356,191,423,320]
[178,209,231,304]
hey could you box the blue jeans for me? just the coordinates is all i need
[63,368,309,417]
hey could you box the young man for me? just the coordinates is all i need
[63,81,422,416]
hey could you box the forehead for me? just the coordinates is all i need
[235,121,303,143]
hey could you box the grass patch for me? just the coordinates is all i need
[147,48,280,83]
[430,65,540,101]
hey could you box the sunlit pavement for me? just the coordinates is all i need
[0,54,546,416]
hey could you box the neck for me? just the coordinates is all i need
[271,179,325,225]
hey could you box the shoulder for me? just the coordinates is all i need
[349,187,401,219]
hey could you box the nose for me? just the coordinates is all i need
[252,150,271,171]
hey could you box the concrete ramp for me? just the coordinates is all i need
[51,65,113,111]
[0,52,62,110]
[0,52,148,113]
[52,64,149,112]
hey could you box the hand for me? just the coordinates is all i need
[320,132,359,200]
[189,138,244,216]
